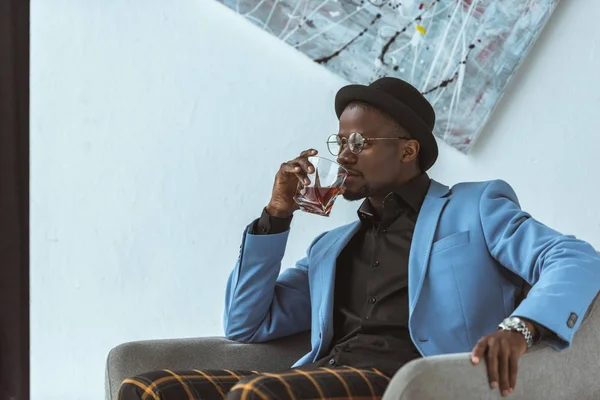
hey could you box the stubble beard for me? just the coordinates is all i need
[342,184,371,201]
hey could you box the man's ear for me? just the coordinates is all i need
[401,140,420,163]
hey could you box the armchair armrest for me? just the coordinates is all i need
[105,332,310,400]
[384,293,600,400]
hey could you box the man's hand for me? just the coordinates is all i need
[266,149,318,218]
[471,321,536,397]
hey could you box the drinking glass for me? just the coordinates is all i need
[293,156,347,217]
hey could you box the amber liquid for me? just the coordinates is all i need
[295,186,344,216]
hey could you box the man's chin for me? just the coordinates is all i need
[342,189,367,201]
[342,182,371,201]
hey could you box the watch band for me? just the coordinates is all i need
[498,317,534,348]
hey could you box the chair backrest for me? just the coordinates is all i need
[582,291,599,327]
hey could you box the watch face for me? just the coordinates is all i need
[507,317,521,327]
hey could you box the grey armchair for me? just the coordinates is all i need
[106,294,599,400]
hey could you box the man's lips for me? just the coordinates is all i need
[344,170,362,183]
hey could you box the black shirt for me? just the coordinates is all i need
[324,173,430,375]
[253,174,431,376]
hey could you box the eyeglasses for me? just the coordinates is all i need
[326,132,412,156]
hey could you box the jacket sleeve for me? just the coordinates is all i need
[223,221,326,343]
[479,180,600,349]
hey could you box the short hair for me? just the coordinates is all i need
[344,101,413,139]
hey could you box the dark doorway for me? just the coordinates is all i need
[0,0,30,398]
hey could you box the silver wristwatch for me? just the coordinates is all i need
[498,317,533,348]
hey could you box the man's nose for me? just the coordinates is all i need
[337,146,357,166]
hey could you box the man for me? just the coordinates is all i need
[120,77,600,399]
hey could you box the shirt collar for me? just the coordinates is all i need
[357,173,431,221]
[392,172,431,212]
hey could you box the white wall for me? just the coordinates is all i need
[31,0,600,398]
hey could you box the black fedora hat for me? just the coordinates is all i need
[335,77,438,171]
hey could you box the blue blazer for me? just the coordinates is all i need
[224,180,600,367]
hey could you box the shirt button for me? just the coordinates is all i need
[379,229,387,234]
[368,296,377,304]
[372,260,380,267]
[328,358,336,366]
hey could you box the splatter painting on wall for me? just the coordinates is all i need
[217,0,561,152]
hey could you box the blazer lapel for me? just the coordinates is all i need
[408,180,450,315]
